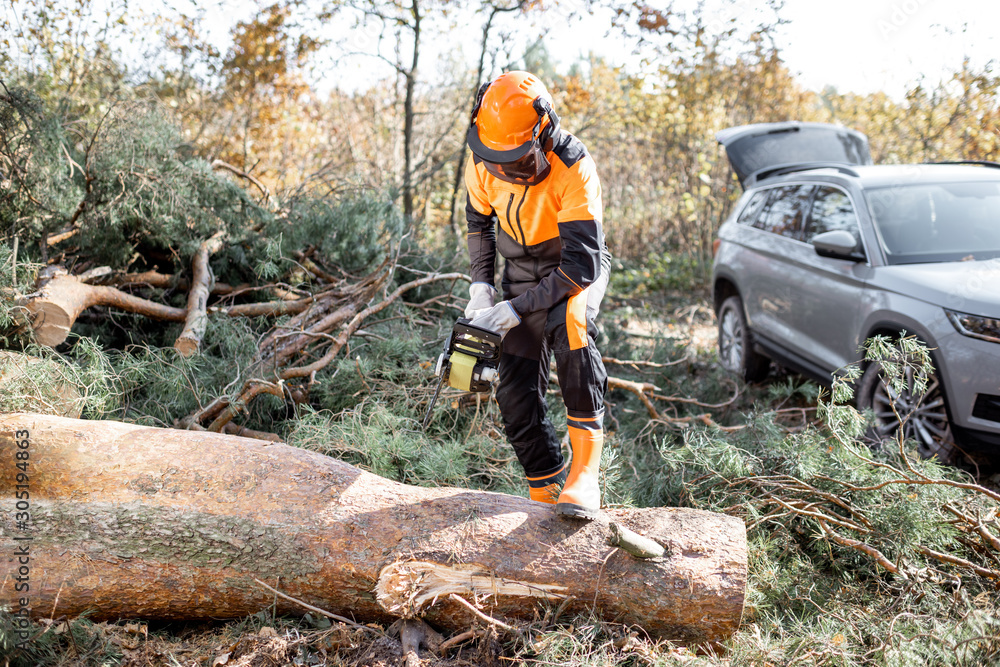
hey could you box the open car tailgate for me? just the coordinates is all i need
[717,121,872,188]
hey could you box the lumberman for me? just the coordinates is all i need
[463,70,611,519]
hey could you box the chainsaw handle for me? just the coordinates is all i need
[452,320,502,351]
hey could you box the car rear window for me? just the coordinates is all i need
[742,185,814,240]
[866,181,1000,263]
[736,190,769,225]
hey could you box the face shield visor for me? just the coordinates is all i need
[475,138,551,185]
[467,96,560,186]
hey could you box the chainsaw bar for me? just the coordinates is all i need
[421,371,447,430]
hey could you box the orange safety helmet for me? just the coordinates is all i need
[467,70,561,185]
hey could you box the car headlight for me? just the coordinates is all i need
[945,309,1000,344]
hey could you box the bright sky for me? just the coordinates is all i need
[320,0,1000,98]
[775,0,1000,96]
[528,0,1000,97]
[7,0,998,98]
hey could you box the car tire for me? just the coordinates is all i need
[856,354,961,464]
[717,295,769,382]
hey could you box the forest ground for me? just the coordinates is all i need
[14,285,998,667]
[3,291,745,667]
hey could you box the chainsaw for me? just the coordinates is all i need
[421,319,502,429]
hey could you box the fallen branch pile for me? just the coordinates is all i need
[188,264,469,435]
[660,412,1000,588]
[13,240,470,437]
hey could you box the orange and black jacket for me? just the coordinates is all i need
[465,131,608,316]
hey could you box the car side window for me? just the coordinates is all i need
[805,186,860,244]
[752,185,814,241]
[736,190,769,225]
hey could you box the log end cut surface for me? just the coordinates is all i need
[173,334,200,357]
[26,300,76,347]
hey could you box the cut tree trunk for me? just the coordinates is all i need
[0,413,747,642]
[24,270,186,347]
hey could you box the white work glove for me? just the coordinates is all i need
[464,282,497,318]
[468,301,521,340]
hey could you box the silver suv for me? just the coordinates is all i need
[711,122,1000,463]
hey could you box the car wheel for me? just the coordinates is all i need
[856,356,960,463]
[717,295,769,382]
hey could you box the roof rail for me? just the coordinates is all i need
[924,160,1000,170]
[747,161,861,186]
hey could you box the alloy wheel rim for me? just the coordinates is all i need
[871,366,955,459]
[719,307,744,372]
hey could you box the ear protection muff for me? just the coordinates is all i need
[532,97,561,152]
[470,81,491,126]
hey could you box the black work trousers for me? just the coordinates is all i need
[496,254,611,478]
